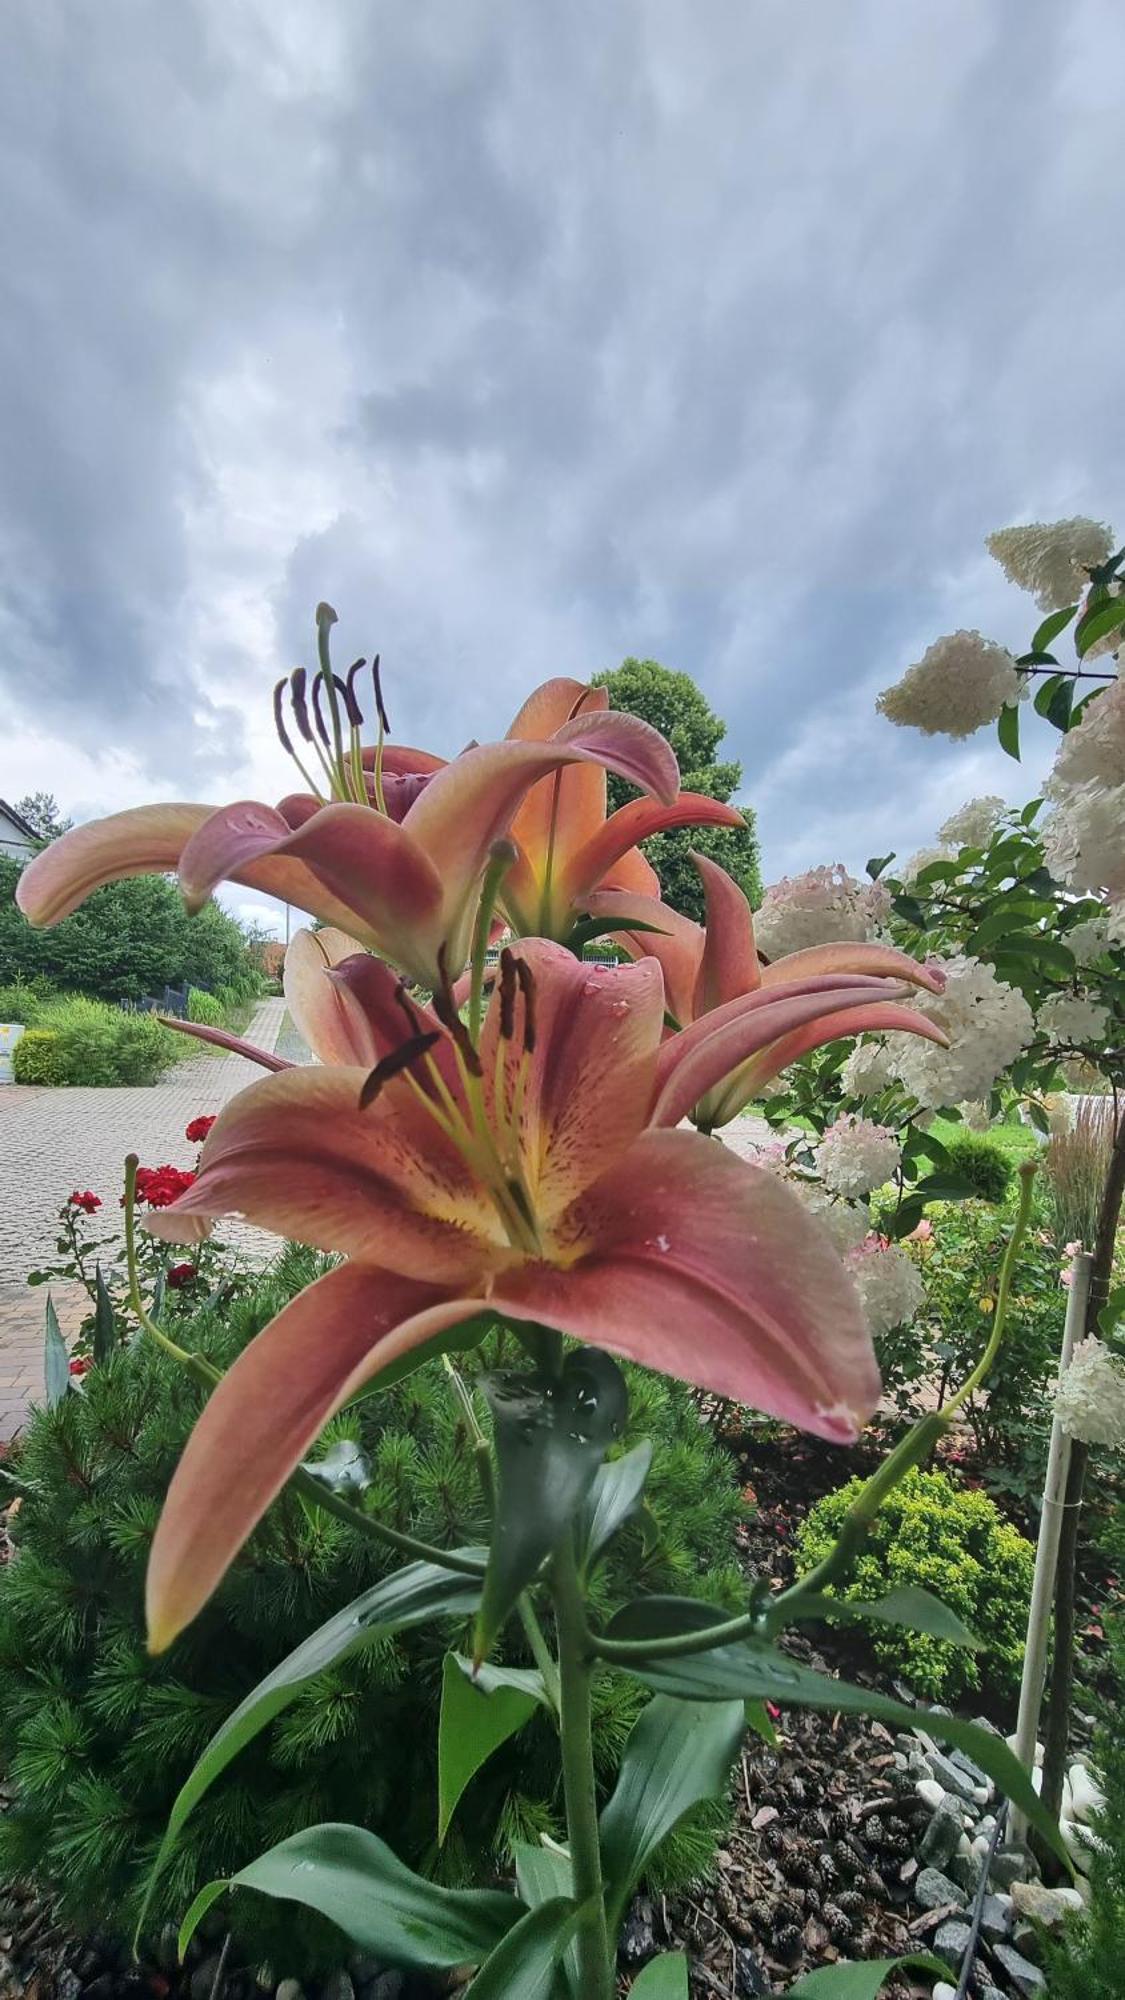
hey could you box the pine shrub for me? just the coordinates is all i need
[941,1129,1014,1205]
[0,1246,747,1966]
[794,1465,1034,1701]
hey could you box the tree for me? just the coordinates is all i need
[592,659,761,921]
[13,792,71,839]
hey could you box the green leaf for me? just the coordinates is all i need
[476,1350,628,1661]
[514,1843,580,1998]
[1031,604,1078,652]
[578,1441,653,1571]
[439,1653,547,1843]
[865,854,894,880]
[571,915,677,947]
[178,1823,520,1970]
[784,1585,979,1649]
[964,904,1047,954]
[599,1694,744,1930]
[463,1896,581,1998]
[629,1955,690,1998]
[1098,1285,1125,1340]
[43,1294,70,1407]
[1075,595,1125,656]
[611,1619,1069,1868]
[998,699,1021,760]
[137,1558,482,1946]
[745,1699,779,1746]
[889,894,927,927]
[992,934,1076,977]
[785,1954,952,1997]
[351,1310,496,1399]
[177,1879,228,1960]
[92,1265,117,1364]
[300,1439,371,1494]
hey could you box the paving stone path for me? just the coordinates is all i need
[0,998,285,1440]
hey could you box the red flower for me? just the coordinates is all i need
[134,1165,197,1209]
[185,1116,217,1145]
[68,1190,102,1213]
[166,1262,198,1290]
[69,1356,91,1377]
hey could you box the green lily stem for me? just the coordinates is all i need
[122,1157,484,1582]
[552,1535,613,2000]
[596,1164,1039,1667]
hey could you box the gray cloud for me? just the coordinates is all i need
[1,0,1122,883]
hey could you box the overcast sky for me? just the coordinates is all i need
[2,0,1122,935]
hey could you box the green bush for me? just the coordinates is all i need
[11,1028,65,1084]
[0,1248,747,1966]
[941,1129,1014,1205]
[8,996,179,1086]
[0,976,53,1024]
[187,988,224,1026]
[794,1466,1034,1701]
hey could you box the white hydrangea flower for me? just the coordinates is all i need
[877,631,1023,740]
[815,1114,902,1197]
[1053,1338,1125,1448]
[987,518,1114,611]
[1042,782,1125,899]
[753,866,891,960]
[845,1240,924,1337]
[1109,901,1125,946]
[884,954,1035,1109]
[898,846,951,884]
[1036,992,1112,1048]
[793,1183,873,1257]
[937,796,1006,849]
[841,1040,896,1098]
[1048,682,1125,794]
[1066,914,1113,965]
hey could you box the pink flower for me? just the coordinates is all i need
[907,1217,934,1242]
[67,1190,102,1213]
[143,941,889,1649]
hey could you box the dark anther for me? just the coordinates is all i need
[343,658,366,730]
[372,654,390,734]
[289,667,314,742]
[498,948,518,1040]
[434,945,483,1077]
[311,672,333,746]
[358,1031,442,1110]
[272,678,294,756]
[393,980,426,1035]
[515,957,537,1053]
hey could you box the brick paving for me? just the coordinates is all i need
[0,998,285,1441]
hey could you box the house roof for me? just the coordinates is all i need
[0,799,40,842]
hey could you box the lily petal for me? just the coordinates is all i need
[480,939,665,1219]
[506,677,609,742]
[577,890,702,1027]
[651,976,908,1128]
[494,1130,880,1438]
[146,1265,486,1649]
[146,1066,503,1281]
[552,708,680,806]
[16,804,213,926]
[709,1003,951,1124]
[562,793,745,905]
[283,927,400,1067]
[159,1017,293,1072]
[760,940,946,994]
[694,853,762,1012]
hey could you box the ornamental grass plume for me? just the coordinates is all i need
[1044,1095,1118,1249]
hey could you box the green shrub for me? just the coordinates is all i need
[0,977,53,1024]
[7,996,179,1086]
[794,1466,1034,1701]
[186,988,224,1026]
[1045,1614,1125,1999]
[0,1247,747,1966]
[11,1027,65,1084]
[942,1129,1014,1204]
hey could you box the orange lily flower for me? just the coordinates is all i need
[582,852,946,1127]
[142,939,946,1648]
[15,621,687,991]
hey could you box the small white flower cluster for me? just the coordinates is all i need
[793,1181,872,1257]
[937,795,1006,849]
[845,1239,925,1337]
[877,631,1023,740]
[957,1100,991,1130]
[987,517,1114,611]
[898,846,950,884]
[1053,1338,1125,1448]
[815,1114,902,1197]
[1035,991,1111,1048]
[883,954,1034,1109]
[1049,679,1125,794]
[753,865,891,960]
[841,1039,895,1098]
[1043,780,1125,901]
[1066,914,1113,965]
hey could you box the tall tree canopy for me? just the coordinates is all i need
[593,658,761,922]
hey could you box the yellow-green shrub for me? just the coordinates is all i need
[11,1029,65,1085]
